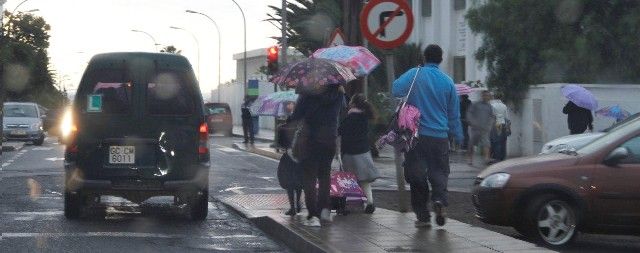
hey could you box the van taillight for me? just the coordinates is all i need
[198,122,209,155]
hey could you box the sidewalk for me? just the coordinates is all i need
[232,125,275,142]
[232,128,483,193]
[220,193,555,253]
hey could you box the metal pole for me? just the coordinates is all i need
[230,0,247,97]
[131,29,159,51]
[281,0,288,66]
[170,26,200,81]
[384,50,409,212]
[186,10,222,102]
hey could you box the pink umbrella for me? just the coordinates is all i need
[311,45,381,76]
[455,84,473,95]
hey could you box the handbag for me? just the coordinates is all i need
[290,122,310,162]
[376,66,422,152]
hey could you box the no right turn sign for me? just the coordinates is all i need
[360,0,414,49]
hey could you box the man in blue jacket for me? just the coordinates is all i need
[392,44,463,227]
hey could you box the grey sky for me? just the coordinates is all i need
[5,0,281,98]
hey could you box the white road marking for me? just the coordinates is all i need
[32,147,54,151]
[217,147,240,153]
[221,186,246,195]
[44,157,64,162]
[1,232,257,239]
[4,211,64,216]
[2,163,10,167]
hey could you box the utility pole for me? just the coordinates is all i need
[281,0,288,67]
[0,0,6,156]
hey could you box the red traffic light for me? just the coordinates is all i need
[267,46,279,62]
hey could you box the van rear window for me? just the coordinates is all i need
[146,72,195,115]
[84,69,132,114]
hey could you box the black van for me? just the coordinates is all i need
[63,52,210,220]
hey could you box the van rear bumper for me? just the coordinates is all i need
[64,162,209,193]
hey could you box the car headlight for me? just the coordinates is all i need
[31,123,42,131]
[480,173,511,188]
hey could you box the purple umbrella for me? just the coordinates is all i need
[561,84,598,111]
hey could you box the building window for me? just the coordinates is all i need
[422,0,432,17]
[454,0,466,11]
[453,56,466,83]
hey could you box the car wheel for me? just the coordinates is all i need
[524,194,578,247]
[189,188,208,221]
[34,136,45,146]
[64,191,83,219]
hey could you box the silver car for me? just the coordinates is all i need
[3,102,46,145]
[540,113,640,154]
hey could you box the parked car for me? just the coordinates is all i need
[540,112,640,154]
[63,52,210,220]
[473,116,640,247]
[204,102,233,136]
[3,102,46,145]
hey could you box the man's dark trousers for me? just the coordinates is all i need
[404,135,450,222]
[242,118,254,143]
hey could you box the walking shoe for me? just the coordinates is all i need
[414,220,432,228]
[364,204,375,214]
[304,216,321,227]
[433,201,447,226]
[320,208,333,222]
[285,208,297,216]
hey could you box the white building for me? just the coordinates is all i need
[406,0,487,84]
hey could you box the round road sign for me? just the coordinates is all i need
[359,0,414,49]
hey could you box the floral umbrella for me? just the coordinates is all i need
[596,105,631,121]
[311,45,381,76]
[250,90,298,117]
[455,84,473,95]
[269,58,356,92]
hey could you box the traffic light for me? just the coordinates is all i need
[267,46,279,75]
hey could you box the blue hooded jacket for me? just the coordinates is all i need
[392,64,463,141]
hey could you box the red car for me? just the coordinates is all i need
[205,103,233,136]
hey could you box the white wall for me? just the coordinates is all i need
[211,81,279,130]
[408,0,488,83]
[508,83,640,156]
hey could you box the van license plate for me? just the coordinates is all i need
[11,130,27,135]
[109,146,135,164]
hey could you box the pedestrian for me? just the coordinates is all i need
[467,90,495,165]
[460,95,472,150]
[490,93,509,161]
[288,85,345,227]
[241,97,255,144]
[563,101,593,134]
[339,94,380,214]
[392,44,463,227]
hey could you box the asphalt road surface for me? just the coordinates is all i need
[0,135,289,253]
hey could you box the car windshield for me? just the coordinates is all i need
[4,104,38,118]
[578,118,640,155]
[602,113,640,132]
[206,106,228,115]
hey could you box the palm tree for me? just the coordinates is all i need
[267,0,342,56]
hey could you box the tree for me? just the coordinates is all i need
[267,0,343,56]
[160,45,182,54]
[1,11,66,109]
[467,0,640,105]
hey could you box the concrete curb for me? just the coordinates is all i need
[217,197,329,253]
[231,132,274,143]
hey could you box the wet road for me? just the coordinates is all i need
[0,136,289,252]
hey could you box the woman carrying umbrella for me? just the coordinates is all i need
[561,85,597,134]
[274,58,355,227]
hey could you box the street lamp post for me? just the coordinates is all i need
[170,26,200,81]
[130,29,159,51]
[230,0,247,97]
[186,10,222,102]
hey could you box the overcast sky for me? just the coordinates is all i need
[4,0,281,96]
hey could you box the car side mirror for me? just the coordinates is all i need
[604,147,629,166]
